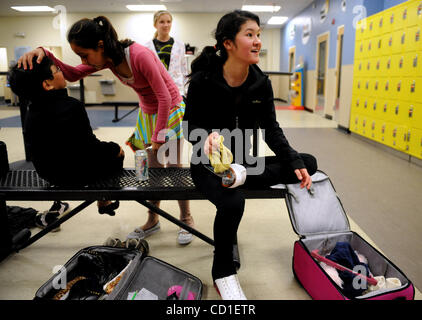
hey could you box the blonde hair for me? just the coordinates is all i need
[153,10,173,39]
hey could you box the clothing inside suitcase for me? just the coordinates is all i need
[285,171,411,299]
[34,246,203,300]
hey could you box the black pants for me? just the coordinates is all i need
[190,153,317,280]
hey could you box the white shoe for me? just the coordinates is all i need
[177,228,193,245]
[214,274,247,300]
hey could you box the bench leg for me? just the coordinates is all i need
[0,197,13,262]
[136,199,215,246]
[136,199,241,269]
[16,200,95,252]
[112,105,138,123]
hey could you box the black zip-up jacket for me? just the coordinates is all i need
[183,64,305,170]
[25,89,122,186]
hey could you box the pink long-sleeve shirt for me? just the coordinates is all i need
[44,42,182,143]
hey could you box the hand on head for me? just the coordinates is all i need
[17,48,45,70]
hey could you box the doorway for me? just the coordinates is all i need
[315,33,329,116]
[334,26,345,122]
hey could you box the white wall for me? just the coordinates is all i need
[0,12,281,102]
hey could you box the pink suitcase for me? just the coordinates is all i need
[284,171,415,300]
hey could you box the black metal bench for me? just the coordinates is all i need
[0,167,286,264]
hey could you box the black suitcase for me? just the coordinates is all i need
[34,246,203,300]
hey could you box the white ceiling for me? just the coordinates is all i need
[0,0,314,25]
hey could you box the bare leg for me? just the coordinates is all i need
[140,145,163,230]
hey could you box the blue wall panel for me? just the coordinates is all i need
[279,0,408,72]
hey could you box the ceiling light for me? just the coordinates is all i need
[268,16,289,25]
[11,6,54,12]
[241,5,281,13]
[126,5,167,11]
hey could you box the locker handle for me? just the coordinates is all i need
[409,106,413,118]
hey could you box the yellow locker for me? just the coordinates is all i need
[384,10,395,34]
[390,54,403,76]
[353,59,362,77]
[390,78,402,101]
[375,58,383,77]
[407,127,422,159]
[383,33,394,55]
[391,124,408,151]
[365,59,372,75]
[376,99,386,119]
[355,41,363,60]
[406,25,421,52]
[356,19,366,41]
[351,96,361,113]
[370,97,380,118]
[381,78,391,100]
[374,14,384,36]
[393,3,407,31]
[409,78,422,102]
[391,100,408,124]
[349,113,360,133]
[363,98,370,115]
[380,121,393,146]
[369,118,381,141]
[353,78,362,96]
[361,116,370,137]
[404,52,419,76]
[391,29,406,54]
[407,0,422,27]
[408,103,422,129]
[364,79,372,97]
[381,100,392,121]
[375,36,383,57]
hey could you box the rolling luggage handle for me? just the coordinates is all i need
[311,249,378,286]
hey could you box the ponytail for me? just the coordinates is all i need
[67,16,134,66]
[188,10,259,79]
[189,46,223,78]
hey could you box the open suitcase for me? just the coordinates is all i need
[34,246,203,300]
[284,171,415,300]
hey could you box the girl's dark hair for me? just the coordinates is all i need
[67,16,134,66]
[8,56,54,100]
[189,10,260,78]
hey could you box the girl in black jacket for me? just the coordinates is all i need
[183,10,317,300]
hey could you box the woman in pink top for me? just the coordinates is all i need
[18,16,194,246]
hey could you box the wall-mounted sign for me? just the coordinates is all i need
[289,24,296,41]
[302,17,312,45]
[320,0,330,23]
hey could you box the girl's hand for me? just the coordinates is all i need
[117,147,125,158]
[17,48,45,70]
[204,132,220,156]
[295,168,312,190]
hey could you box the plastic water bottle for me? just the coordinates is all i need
[135,150,149,181]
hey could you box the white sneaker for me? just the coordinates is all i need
[177,228,193,245]
[214,274,247,300]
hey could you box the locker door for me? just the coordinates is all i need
[392,100,408,124]
[391,124,408,151]
[413,78,422,102]
[351,95,360,113]
[404,52,418,76]
[392,30,402,54]
[381,100,392,121]
[408,127,422,159]
[369,118,380,141]
[356,19,366,41]
[350,113,360,133]
[408,103,422,129]
[406,25,420,52]
[408,1,422,27]
[391,78,402,101]
[393,3,407,30]
[380,121,393,146]
[381,78,391,100]
[390,54,402,77]
[364,79,372,97]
